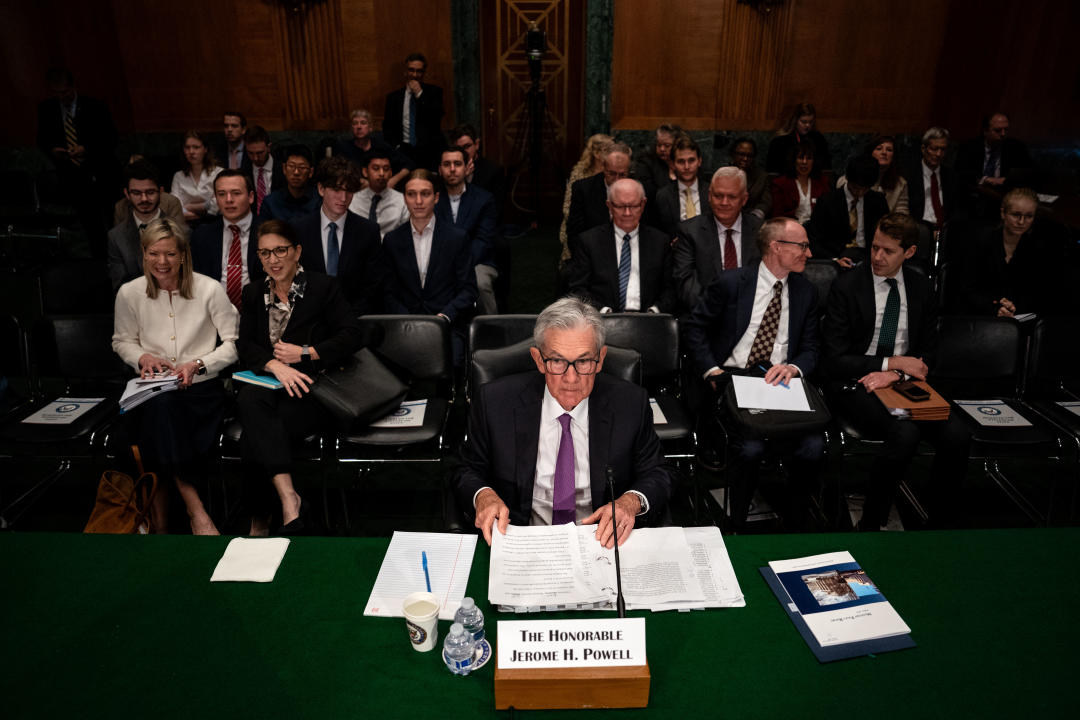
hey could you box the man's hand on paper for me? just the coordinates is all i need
[764,364,797,386]
[475,488,510,545]
[583,493,639,549]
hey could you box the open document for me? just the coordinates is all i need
[364,531,477,621]
[732,376,812,412]
[489,524,742,613]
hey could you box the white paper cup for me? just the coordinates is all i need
[403,591,440,652]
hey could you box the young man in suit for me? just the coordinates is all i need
[221,111,246,170]
[382,169,477,364]
[822,213,971,530]
[448,123,505,214]
[672,167,763,313]
[565,142,632,246]
[191,169,263,308]
[244,125,285,217]
[383,53,445,169]
[683,217,825,530]
[107,160,183,291]
[806,155,888,268]
[654,134,709,236]
[349,148,410,239]
[435,146,499,314]
[566,178,676,314]
[454,296,673,547]
[291,156,384,314]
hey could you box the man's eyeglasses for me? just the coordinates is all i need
[256,246,294,259]
[775,239,811,251]
[538,349,599,375]
[284,162,311,173]
[128,189,159,198]
[609,202,644,212]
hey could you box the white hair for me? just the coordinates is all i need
[533,297,605,352]
[711,166,747,193]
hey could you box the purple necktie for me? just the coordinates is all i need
[552,413,576,525]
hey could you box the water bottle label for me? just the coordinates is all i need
[471,629,485,642]
[443,649,474,671]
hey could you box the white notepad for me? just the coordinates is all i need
[210,537,291,583]
[364,531,477,620]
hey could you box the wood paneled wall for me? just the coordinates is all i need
[610,0,1079,142]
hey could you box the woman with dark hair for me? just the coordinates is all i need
[838,134,909,214]
[765,102,832,176]
[236,219,365,535]
[170,130,222,221]
[112,217,239,534]
[770,144,829,223]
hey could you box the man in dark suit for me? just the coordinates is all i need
[806,155,888,268]
[383,169,478,364]
[292,156,384,314]
[107,160,183,291]
[822,214,970,530]
[565,142,632,246]
[906,127,957,233]
[383,53,445,169]
[654,134,710,236]
[449,124,505,215]
[454,296,673,547]
[435,146,499,314]
[956,112,1032,190]
[36,67,119,257]
[683,218,825,529]
[219,111,247,170]
[191,169,263,308]
[243,125,286,217]
[566,179,676,314]
[672,167,763,313]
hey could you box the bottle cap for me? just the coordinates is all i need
[449,622,465,636]
[460,597,475,610]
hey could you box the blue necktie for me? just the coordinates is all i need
[408,96,417,146]
[617,233,631,312]
[327,221,340,276]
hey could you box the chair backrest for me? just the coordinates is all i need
[39,260,114,315]
[801,259,838,308]
[33,315,128,387]
[470,339,641,392]
[930,315,1021,397]
[1026,316,1080,399]
[468,314,538,356]
[358,315,451,382]
[600,313,679,383]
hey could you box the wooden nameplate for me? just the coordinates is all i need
[494,663,650,710]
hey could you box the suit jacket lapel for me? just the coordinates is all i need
[787,275,806,353]
[588,390,613,508]
[735,265,756,339]
[514,383,543,519]
[903,266,923,349]
[337,215,354,272]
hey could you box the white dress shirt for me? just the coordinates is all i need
[795,179,813,223]
[843,185,866,248]
[131,208,161,229]
[401,88,418,143]
[531,387,593,525]
[226,141,245,170]
[921,161,943,225]
[170,167,223,217]
[411,216,436,287]
[447,185,465,222]
[604,226,644,312]
[217,212,254,289]
[866,269,910,370]
[678,180,699,221]
[112,273,239,378]
[714,262,794,373]
[350,187,409,239]
[714,213,744,268]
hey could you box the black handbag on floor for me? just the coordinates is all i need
[310,347,409,426]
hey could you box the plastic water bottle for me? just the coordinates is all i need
[443,622,476,675]
[453,597,486,643]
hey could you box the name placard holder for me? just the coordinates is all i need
[494,618,649,710]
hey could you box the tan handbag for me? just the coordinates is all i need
[84,446,159,534]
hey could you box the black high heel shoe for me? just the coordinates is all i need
[279,497,310,536]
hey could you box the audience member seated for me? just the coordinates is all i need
[766,102,832,177]
[436,147,499,314]
[905,126,956,236]
[191,169,262,308]
[560,134,613,265]
[565,141,633,247]
[449,123,505,212]
[838,134,909,214]
[770,143,828,224]
[383,169,478,365]
[822,213,970,530]
[257,145,320,223]
[956,112,1033,191]
[333,108,412,189]
[111,218,239,535]
[108,160,185,292]
[654,134,709,236]
[962,187,1066,318]
[566,178,676,314]
[219,111,246,170]
[348,148,410,239]
[729,137,771,219]
[806,155,888,268]
[293,156,384,314]
[453,296,673,547]
[171,130,222,223]
[683,218,825,530]
[113,160,184,228]
[673,167,763,313]
[632,123,681,203]
[236,219,366,536]
[383,53,445,169]
[244,125,284,217]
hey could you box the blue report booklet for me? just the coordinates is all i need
[760,551,915,663]
[232,371,284,389]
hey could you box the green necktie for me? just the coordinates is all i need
[876,278,899,357]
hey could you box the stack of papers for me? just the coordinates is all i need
[120,375,180,412]
[488,524,744,613]
[364,531,478,620]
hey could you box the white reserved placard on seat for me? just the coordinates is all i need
[370,399,427,427]
[21,397,104,424]
[1057,401,1080,418]
[648,398,667,425]
[498,618,646,669]
[955,399,1032,426]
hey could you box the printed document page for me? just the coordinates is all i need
[584,526,705,608]
[650,525,745,610]
[489,523,609,610]
[732,376,812,411]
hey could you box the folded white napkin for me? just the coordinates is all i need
[210,537,291,582]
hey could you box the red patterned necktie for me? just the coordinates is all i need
[723,228,737,270]
[256,168,267,215]
[929,171,944,229]
[746,281,783,368]
[226,224,243,309]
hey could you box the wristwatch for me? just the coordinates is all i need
[301,345,311,361]
[194,358,207,375]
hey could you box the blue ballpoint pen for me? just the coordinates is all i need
[759,364,789,389]
[422,551,432,592]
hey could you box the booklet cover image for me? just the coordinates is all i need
[778,562,887,615]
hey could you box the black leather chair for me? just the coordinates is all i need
[39,260,114,315]
[801,259,839,310]
[470,338,641,392]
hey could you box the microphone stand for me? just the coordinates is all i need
[607,466,626,618]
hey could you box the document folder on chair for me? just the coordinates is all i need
[873,381,950,421]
